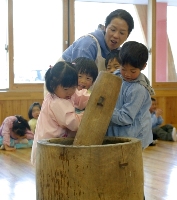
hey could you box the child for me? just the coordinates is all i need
[43,58,97,96]
[149,97,177,145]
[105,49,121,73]
[72,57,98,114]
[106,41,154,149]
[28,102,41,134]
[72,57,98,91]
[31,61,90,165]
[0,115,34,151]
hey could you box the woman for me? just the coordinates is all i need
[60,9,134,71]
[44,9,134,97]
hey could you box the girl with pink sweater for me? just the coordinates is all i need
[31,61,90,165]
[0,115,34,151]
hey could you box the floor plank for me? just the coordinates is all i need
[0,140,177,200]
[0,149,36,200]
[143,140,177,200]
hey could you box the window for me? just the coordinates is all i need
[0,0,63,90]
[13,0,63,84]
[0,0,8,89]
[156,2,177,82]
[167,6,177,81]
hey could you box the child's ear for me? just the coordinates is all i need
[142,63,147,70]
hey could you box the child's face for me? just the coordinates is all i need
[77,73,93,90]
[54,85,77,99]
[106,58,120,73]
[13,132,27,139]
[32,106,41,119]
[120,64,142,82]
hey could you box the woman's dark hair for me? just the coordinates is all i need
[45,61,78,94]
[105,49,121,69]
[119,41,148,70]
[28,102,41,119]
[12,115,31,136]
[105,9,134,36]
[72,57,98,82]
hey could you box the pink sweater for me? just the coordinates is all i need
[31,89,90,165]
[0,116,34,146]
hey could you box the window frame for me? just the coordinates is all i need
[151,0,177,91]
[4,0,177,93]
[6,0,70,92]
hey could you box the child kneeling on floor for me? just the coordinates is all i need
[0,115,34,151]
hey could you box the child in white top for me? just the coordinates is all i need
[31,61,89,165]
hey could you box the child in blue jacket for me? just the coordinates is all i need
[106,41,154,149]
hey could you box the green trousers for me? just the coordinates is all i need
[152,124,173,141]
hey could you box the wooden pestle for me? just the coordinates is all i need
[73,71,122,146]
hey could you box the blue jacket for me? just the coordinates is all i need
[62,30,110,62]
[106,70,154,149]
[151,112,163,128]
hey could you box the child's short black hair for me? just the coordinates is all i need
[12,115,31,136]
[28,102,41,119]
[45,61,78,94]
[105,49,121,69]
[151,97,156,101]
[119,41,148,70]
[72,57,98,82]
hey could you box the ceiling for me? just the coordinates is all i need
[76,0,177,6]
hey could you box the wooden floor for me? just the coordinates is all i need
[143,140,177,200]
[0,140,177,200]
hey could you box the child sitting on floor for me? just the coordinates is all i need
[0,115,34,151]
[28,102,41,134]
[149,97,177,146]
